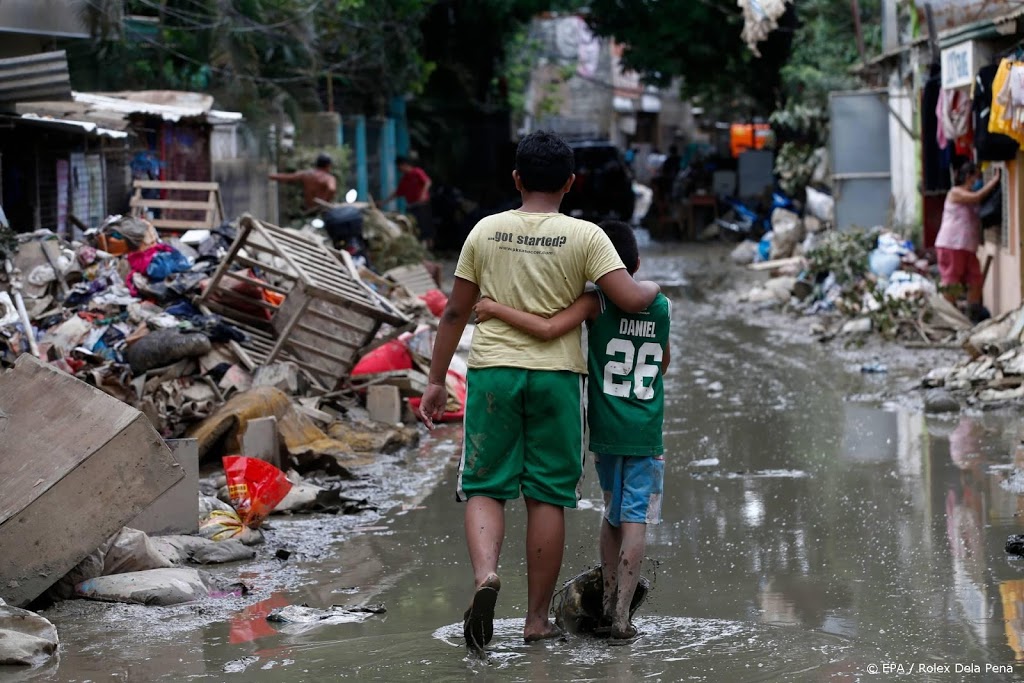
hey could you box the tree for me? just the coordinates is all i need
[72,0,432,120]
[584,0,795,114]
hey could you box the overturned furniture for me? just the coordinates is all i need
[0,355,185,607]
[199,215,410,391]
[130,180,225,234]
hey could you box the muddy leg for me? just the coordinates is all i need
[613,522,646,635]
[600,518,622,622]
[523,497,564,640]
[465,496,505,587]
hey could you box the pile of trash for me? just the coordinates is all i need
[737,223,975,344]
[922,306,1024,406]
[0,201,454,670]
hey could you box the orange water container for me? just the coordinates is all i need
[730,123,772,158]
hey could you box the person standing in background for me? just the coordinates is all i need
[384,156,434,248]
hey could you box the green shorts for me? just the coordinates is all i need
[457,367,585,508]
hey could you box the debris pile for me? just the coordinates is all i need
[738,227,975,344]
[921,306,1024,405]
[0,198,460,651]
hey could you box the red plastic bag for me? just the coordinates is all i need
[350,339,414,377]
[418,289,448,317]
[223,456,293,528]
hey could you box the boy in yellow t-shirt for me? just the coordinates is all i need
[417,131,660,652]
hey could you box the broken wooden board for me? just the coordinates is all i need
[0,355,184,607]
[383,263,437,297]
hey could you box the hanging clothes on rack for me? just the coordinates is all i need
[937,88,972,149]
[974,62,1019,162]
[924,66,952,191]
[990,58,1024,147]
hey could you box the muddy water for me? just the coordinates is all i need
[22,247,1024,682]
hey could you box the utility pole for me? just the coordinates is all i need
[850,0,866,61]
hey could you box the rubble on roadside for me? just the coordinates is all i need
[921,306,1024,406]
[736,226,975,346]
[0,200,465,618]
[0,599,58,667]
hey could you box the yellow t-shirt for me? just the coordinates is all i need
[455,210,624,373]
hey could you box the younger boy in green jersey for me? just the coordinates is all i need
[474,220,670,642]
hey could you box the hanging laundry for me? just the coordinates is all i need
[974,63,1019,161]
[938,88,971,148]
[990,58,1024,147]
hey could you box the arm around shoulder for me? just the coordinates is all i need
[595,269,660,313]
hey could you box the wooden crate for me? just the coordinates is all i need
[199,215,409,390]
[130,180,224,234]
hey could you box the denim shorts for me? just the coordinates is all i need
[594,454,664,526]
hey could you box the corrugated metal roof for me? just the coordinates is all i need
[0,50,71,110]
[13,113,128,139]
[73,91,243,123]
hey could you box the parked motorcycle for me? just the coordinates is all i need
[715,192,797,242]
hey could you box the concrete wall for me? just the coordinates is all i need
[887,82,918,229]
[981,155,1022,317]
[213,158,275,224]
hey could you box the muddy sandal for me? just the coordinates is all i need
[463,575,500,651]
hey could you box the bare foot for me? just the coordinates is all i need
[524,621,565,643]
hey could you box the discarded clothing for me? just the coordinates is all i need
[125,243,173,295]
[147,248,192,280]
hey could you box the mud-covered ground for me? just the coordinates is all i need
[14,242,1024,683]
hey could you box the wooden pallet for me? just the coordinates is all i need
[130,180,225,234]
[199,214,409,390]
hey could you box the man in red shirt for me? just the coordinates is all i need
[384,156,434,248]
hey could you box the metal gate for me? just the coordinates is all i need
[829,89,892,231]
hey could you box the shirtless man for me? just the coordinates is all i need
[269,153,338,213]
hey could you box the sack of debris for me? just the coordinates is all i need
[551,566,650,635]
[0,599,59,667]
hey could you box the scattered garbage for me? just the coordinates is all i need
[0,599,59,667]
[921,306,1024,405]
[1007,535,1024,556]
[267,603,386,626]
[223,456,292,528]
[860,362,888,374]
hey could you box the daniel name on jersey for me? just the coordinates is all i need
[619,317,658,339]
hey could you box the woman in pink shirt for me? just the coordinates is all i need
[935,162,1000,321]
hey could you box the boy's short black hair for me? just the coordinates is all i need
[601,220,639,275]
[515,131,574,193]
[396,156,412,167]
[315,153,332,169]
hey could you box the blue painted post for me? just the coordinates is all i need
[390,96,410,156]
[354,115,368,201]
[381,118,397,209]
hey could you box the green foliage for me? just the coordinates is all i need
[585,0,793,112]
[806,229,877,286]
[75,0,432,118]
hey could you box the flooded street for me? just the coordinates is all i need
[24,246,1024,682]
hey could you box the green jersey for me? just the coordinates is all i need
[586,290,670,456]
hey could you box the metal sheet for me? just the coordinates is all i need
[0,50,71,108]
[830,90,892,231]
